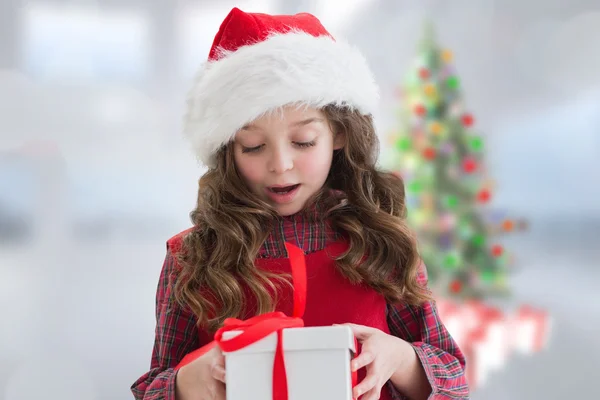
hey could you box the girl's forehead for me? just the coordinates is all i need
[241,105,326,131]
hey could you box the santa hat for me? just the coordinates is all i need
[184,7,380,168]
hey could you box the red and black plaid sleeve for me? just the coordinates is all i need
[131,251,200,400]
[386,264,470,399]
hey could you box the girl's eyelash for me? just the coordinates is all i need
[241,141,316,153]
[295,141,316,148]
[241,145,263,153]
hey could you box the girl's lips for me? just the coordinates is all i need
[268,184,299,192]
[265,184,301,204]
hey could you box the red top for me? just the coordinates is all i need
[131,203,469,399]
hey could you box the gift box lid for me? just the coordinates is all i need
[221,325,356,355]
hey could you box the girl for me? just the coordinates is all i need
[132,7,469,400]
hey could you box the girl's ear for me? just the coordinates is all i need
[333,131,346,150]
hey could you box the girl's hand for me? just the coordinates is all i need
[175,345,226,400]
[344,323,413,400]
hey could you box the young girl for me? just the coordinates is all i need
[132,7,468,400]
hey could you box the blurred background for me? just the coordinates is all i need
[0,0,598,399]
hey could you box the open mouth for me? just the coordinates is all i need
[268,184,300,194]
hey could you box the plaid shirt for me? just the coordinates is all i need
[131,206,469,399]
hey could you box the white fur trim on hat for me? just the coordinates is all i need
[183,31,380,168]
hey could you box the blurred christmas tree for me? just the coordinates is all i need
[383,21,526,300]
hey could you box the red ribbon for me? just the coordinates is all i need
[175,242,358,399]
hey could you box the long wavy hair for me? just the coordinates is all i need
[174,104,432,332]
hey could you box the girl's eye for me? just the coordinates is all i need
[241,145,264,153]
[241,141,315,153]
[294,141,316,148]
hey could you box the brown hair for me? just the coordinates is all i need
[174,105,432,332]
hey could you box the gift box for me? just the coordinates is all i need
[478,307,509,371]
[512,305,552,355]
[436,300,468,347]
[464,326,489,388]
[436,297,553,391]
[438,299,511,390]
[223,325,356,400]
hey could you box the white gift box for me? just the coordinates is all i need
[485,319,509,370]
[466,328,491,388]
[222,325,356,400]
[512,306,553,355]
[438,300,510,389]
[435,297,553,391]
[475,307,509,371]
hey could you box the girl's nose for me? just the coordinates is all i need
[268,146,294,174]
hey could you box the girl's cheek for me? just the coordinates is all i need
[297,150,331,174]
[237,158,266,184]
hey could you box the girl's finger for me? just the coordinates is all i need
[215,380,226,399]
[352,351,375,371]
[359,386,382,400]
[353,371,379,399]
[211,363,226,383]
[343,323,376,341]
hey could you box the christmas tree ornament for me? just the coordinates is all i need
[396,137,412,151]
[407,180,423,193]
[415,104,427,116]
[430,121,444,135]
[445,194,459,208]
[517,219,529,231]
[462,113,475,127]
[439,233,453,249]
[424,83,437,97]
[477,189,491,203]
[491,245,504,257]
[473,234,486,247]
[462,157,478,173]
[449,279,463,293]
[419,67,430,80]
[447,76,460,89]
[439,213,457,230]
[441,49,454,63]
[423,147,437,160]
[444,253,460,269]
[502,219,514,232]
[480,269,496,283]
[441,142,455,154]
[469,136,484,152]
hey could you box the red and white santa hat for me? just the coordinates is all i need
[184,7,380,167]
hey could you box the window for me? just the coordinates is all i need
[20,3,150,82]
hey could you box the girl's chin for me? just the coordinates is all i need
[272,201,307,217]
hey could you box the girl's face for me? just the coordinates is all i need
[233,105,344,216]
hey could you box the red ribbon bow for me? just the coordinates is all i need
[175,243,358,399]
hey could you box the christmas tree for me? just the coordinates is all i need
[383,22,525,300]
